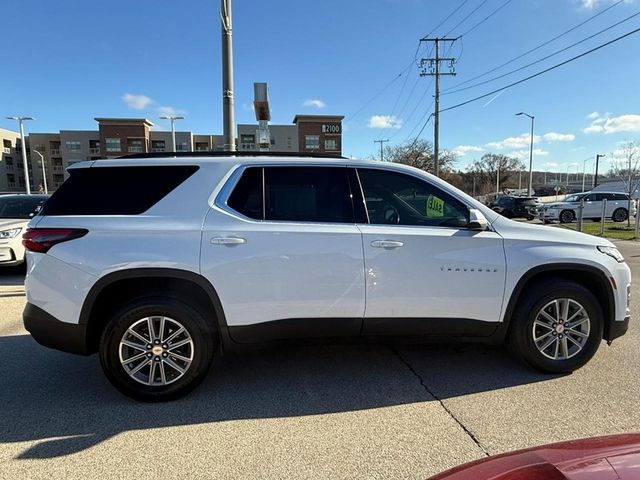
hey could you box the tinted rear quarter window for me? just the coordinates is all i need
[41,166,199,215]
[227,167,263,219]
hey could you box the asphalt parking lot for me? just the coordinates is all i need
[2,243,640,480]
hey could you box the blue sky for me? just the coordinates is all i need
[2,0,639,174]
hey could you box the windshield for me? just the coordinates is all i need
[0,197,46,219]
[564,193,586,203]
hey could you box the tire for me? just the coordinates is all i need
[559,209,575,224]
[612,208,628,222]
[507,280,603,373]
[99,296,217,402]
[526,215,534,221]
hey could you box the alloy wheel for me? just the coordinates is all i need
[119,316,194,386]
[532,298,590,360]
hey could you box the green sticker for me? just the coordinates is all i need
[426,194,444,218]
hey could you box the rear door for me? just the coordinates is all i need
[201,165,365,342]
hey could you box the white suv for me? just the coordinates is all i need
[542,191,636,223]
[22,154,632,401]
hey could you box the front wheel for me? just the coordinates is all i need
[507,280,603,373]
[559,209,575,223]
[99,297,217,401]
[612,208,628,222]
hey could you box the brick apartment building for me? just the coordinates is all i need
[0,114,344,193]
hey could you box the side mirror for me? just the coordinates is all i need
[468,209,489,231]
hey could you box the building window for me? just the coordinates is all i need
[65,141,82,152]
[50,142,61,155]
[176,141,189,151]
[270,137,276,146]
[105,138,121,152]
[5,156,13,165]
[287,137,292,148]
[304,135,320,150]
[89,140,100,154]
[325,139,337,151]
[2,139,11,154]
[151,140,165,152]
[128,139,144,153]
[240,134,255,149]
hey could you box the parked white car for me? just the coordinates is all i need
[542,191,636,223]
[0,194,49,267]
[22,154,631,401]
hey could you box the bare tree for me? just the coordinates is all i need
[380,139,457,174]
[468,153,526,199]
[607,141,640,226]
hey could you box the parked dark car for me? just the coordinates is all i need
[490,196,540,220]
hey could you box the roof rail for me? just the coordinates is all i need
[117,151,347,160]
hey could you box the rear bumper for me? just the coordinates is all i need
[23,302,90,355]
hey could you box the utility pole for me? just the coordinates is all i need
[374,139,389,161]
[221,0,236,151]
[419,37,457,178]
[594,154,605,188]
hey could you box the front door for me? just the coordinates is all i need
[201,165,365,342]
[354,167,506,336]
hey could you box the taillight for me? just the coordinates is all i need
[22,228,88,253]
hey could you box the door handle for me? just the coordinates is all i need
[211,236,246,245]
[371,240,404,249]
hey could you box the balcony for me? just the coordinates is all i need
[52,165,64,172]
[151,147,165,152]
[50,148,60,155]
[90,147,100,154]
[2,147,10,154]
[128,146,143,153]
[6,165,13,172]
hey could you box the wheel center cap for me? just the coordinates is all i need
[555,324,565,334]
[152,346,163,355]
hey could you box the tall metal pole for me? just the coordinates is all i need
[221,0,236,152]
[419,37,456,177]
[594,153,605,188]
[582,158,589,192]
[496,164,500,198]
[374,139,389,161]
[516,112,534,197]
[33,150,47,194]
[160,116,183,152]
[7,116,34,194]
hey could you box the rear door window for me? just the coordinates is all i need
[41,166,198,215]
[264,167,354,223]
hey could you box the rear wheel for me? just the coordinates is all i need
[559,210,575,223]
[612,208,628,222]
[507,280,603,373]
[99,296,217,401]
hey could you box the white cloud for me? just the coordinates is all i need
[303,99,326,109]
[157,105,186,117]
[367,115,402,129]
[486,134,535,150]
[543,132,575,142]
[583,113,640,134]
[575,0,633,9]
[586,111,600,120]
[507,148,549,159]
[452,145,484,156]
[122,93,153,110]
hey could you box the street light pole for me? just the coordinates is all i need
[516,112,535,197]
[6,116,34,194]
[496,164,500,198]
[33,150,47,194]
[160,116,184,152]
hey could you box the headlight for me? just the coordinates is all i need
[598,246,625,263]
[0,228,21,239]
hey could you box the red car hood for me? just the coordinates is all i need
[429,434,640,480]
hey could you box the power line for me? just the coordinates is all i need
[401,97,435,143]
[459,0,514,38]
[442,10,640,96]
[445,0,490,36]
[443,0,625,91]
[343,59,415,124]
[439,25,640,114]
[406,114,434,150]
[427,0,471,36]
